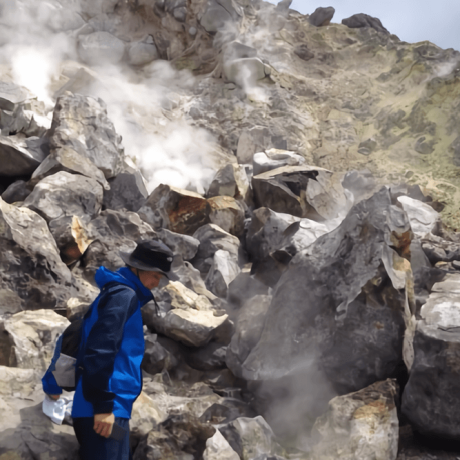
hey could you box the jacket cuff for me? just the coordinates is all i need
[93,400,114,414]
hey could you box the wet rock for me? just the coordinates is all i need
[0,134,46,176]
[294,44,315,61]
[131,391,167,442]
[226,295,271,379]
[1,179,31,204]
[208,196,245,236]
[29,146,109,190]
[402,272,460,440]
[0,198,71,310]
[157,228,200,261]
[203,429,240,460]
[77,31,126,65]
[205,249,241,298]
[342,13,389,34]
[253,149,306,176]
[48,92,125,179]
[103,172,148,212]
[312,379,399,460]
[309,7,335,27]
[207,163,250,202]
[128,38,159,66]
[24,171,103,223]
[240,188,414,391]
[397,196,440,238]
[0,310,69,369]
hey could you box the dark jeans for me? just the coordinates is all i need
[73,417,132,460]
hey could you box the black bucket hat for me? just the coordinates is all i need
[119,240,174,278]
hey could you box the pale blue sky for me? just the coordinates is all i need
[266,0,459,51]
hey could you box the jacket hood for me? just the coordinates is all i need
[94,266,154,305]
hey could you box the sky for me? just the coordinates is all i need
[266,0,460,51]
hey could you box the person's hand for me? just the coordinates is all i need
[94,413,115,438]
[48,394,60,400]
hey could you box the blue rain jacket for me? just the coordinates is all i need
[69,266,152,418]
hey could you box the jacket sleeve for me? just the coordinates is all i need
[81,286,137,414]
[42,334,63,396]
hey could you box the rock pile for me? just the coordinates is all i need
[1,0,460,459]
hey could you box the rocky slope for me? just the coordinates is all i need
[1,1,460,459]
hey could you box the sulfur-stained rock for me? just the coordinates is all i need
[0,198,71,310]
[205,250,241,298]
[253,149,305,176]
[203,429,240,460]
[103,172,148,212]
[77,31,126,65]
[402,272,460,440]
[342,13,389,34]
[0,133,46,176]
[48,92,125,179]
[309,7,335,27]
[24,171,103,223]
[208,196,245,237]
[0,310,69,369]
[157,228,200,261]
[1,179,31,204]
[311,379,399,460]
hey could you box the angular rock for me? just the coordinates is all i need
[222,42,258,62]
[29,146,110,190]
[240,188,414,392]
[397,196,440,238]
[200,0,240,34]
[0,288,23,315]
[227,272,269,308]
[0,81,31,112]
[157,228,200,261]
[207,163,250,202]
[24,171,103,223]
[309,7,335,27]
[275,0,292,13]
[77,31,126,65]
[402,272,460,440]
[184,341,228,372]
[131,391,167,442]
[208,196,245,236]
[311,379,399,460]
[223,57,270,88]
[48,92,125,179]
[253,149,306,176]
[342,13,390,34]
[128,38,159,66]
[103,172,148,212]
[203,429,240,460]
[0,310,69,369]
[294,44,315,61]
[205,249,241,298]
[1,179,31,204]
[0,102,51,137]
[0,198,71,310]
[0,134,46,176]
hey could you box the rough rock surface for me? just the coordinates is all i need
[0,134,46,176]
[342,13,390,34]
[309,7,335,27]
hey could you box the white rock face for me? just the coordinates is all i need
[397,195,440,237]
[203,429,240,460]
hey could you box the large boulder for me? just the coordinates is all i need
[77,31,126,65]
[128,37,159,66]
[309,7,335,27]
[0,310,69,369]
[311,379,399,460]
[48,92,125,179]
[205,249,241,298]
[342,13,390,34]
[239,188,414,393]
[103,172,149,212]
[0,81,32,112]
[1,179,31,204]
[24,171,103,223]
[207,163,250,203]
[0,198,71,310]
[208,196,245,237]
[402,273,460,440]
[157,228,200,261]
[200,0,241,34]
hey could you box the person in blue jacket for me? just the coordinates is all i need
[42,240,174,460]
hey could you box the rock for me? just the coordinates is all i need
[103,172,148,212]
[157,228,200,261]
[252,165,350,221]
[128,38,159,66]
[1,179,31,204]
[226,295,271,379]
[223,57,270,88]
[24,171,103,223]
[184,341,228,371]
[208,196,246,236]
[205,250,241,298]
[77,31,126,65]
[402,272,460,440]
[341,169,378,203]
[0,198,71,310]
[342,13,390,34]
[207,163,250,202]
[203,429,240,460]
[222,42,258,61]
[54,66,101,99]
[421,233,460,264]
[143,303,230,348]
[47,8,85,32]
[29,146,110,190]
[0,288,23,315]
[219,416,284,460]
[275,0,292,13]
[397,196,440,238]
[239,188,414,391]
[48,92,125,179]
[80,0,119,17]
[0,310,69,369]
[200,0,239,34]
[0,81,31,112]
[227,272,269,308]
[309,7,335,27]
[192,224,240,275]
[294,44,315,61]
[66,297,92,322]
[0,134,46,176]
[253,149,306,176]
[143,333,171,375]
[0,102,51,137]
[131,391,167,442]
[311,379,399,460]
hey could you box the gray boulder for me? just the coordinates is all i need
[207,163,250,202]
[77,31,126,65]
[128,37,159,66]
[402,273,460,440]
[208,196,246,237]
[24,171,103,223]
[184,341,228,371]
[239,188,413,392]
[48,92,125,179]
[309,6,335,27]
[253,149,306,176]
[312,379,399,460]
[205,249,241,298]
[200,0,240,34]
[0,198,71,310]
[103,172,148,212]
[227,271,269,308]
[0,81,31,111]
[1,180,31,204]
[342,13,389,34]
[203,429,240,460]
[157,228,200,261]
[0,134,46,176]
[397,195,440,238]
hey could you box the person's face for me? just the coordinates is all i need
[138,270,164,290]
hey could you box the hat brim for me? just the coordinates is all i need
[119,251,170,278]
